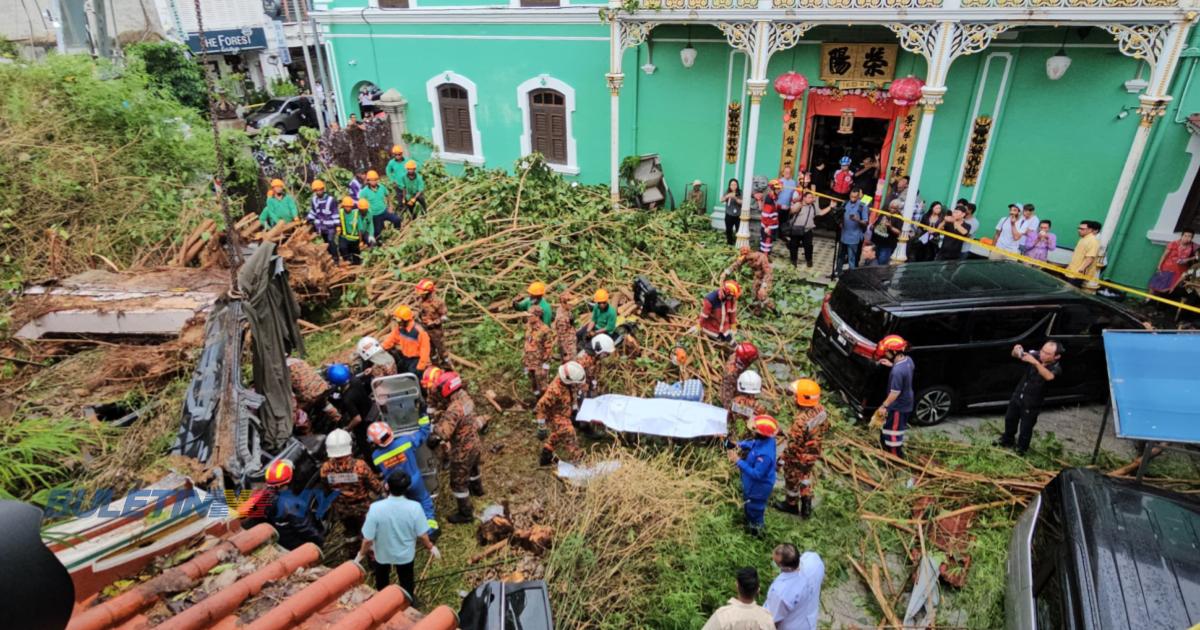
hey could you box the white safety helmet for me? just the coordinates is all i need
[591,334,615,356]
[737,369,763,395]
[325,429,353,458]
[356,336,384,362]
[558,361,586,385]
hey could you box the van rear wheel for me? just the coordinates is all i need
[912,385,955,426]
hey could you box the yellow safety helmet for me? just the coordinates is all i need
[393,305,414,321]
[357,198,370,211]
[340,196,355,208]
[594,289,609,303]
[270,178,284,188]
[391,144,404,156]
[527,281,547,297]
[311,180,325,192]
[366,170,380,181]
[405,160,417,170]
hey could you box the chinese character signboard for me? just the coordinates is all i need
[186,27,268,54]
[961,116,993,187]
[777,100,802,173]
[820,44,898,87]
[889,112,919,179]
[725,103,742,164]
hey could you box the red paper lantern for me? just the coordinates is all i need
[773,72,809,122]
[888,75,925,107]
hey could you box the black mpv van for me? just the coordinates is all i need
[808,261,1142,425]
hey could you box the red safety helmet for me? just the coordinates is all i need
[751,414,779,438]
[415,278,436,294]
[721,280,742,299]
[734,342,759,365]
[264,459,294,486]
[367,421,394,447]
[875,334,909,358]
[420,366,444,391]
[438,371,464,398]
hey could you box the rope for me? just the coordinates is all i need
[192,0,245,286]
[795,187,1200,317]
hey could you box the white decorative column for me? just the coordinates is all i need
[888,21,1011,263]
[719,20,811,250]
[1099,21,1192,247]
[377,88,409,144]
[608,19,654,210]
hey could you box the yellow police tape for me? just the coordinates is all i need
[795,187,1200,317]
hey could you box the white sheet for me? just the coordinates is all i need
[576,394,728,439]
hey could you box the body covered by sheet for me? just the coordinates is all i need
[576,394,728,439]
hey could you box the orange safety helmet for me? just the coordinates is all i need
[405,160,417,170]
[792,379,821,407]
[357,198,370,211]
[420,366,444,391]
[270,178,285,189]
[264,459,294,486]
[527,281,547,297]
[391,144,405,156]
[367,421,394,447]
[366,170,380,181]
[415,278,436,294]
[594,288,609,303]
[311,180,325,192]
[751,414,779,438]
[721,280,742,299]
[340,196,355,208]
[393,305,414,321]
[438,371,463,398]
[875,334,909,358]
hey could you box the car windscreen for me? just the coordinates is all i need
[257,99,287,114]
[828,286,890,342]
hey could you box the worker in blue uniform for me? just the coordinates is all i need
[367,418,439,541]
[727,414,779,538]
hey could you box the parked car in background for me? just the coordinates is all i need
[1005,468,1200,629]
[245,95,316,134]
[808,261,1144,425]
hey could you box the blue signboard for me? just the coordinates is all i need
[1104,330,1200,445]
[186,27,268,54]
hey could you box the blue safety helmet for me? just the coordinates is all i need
[326,363,352,386]
[839,156,852,166]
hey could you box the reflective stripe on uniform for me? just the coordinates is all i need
[786,489,800,498]
[417,415,430,426]
[451,490,469,499]
[427,519,439,530]
[372,442,412,466]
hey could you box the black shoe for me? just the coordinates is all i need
[469,479,485,497]
[538,448,556,467]
[1014,447,1028,457]
[773,500,799,515]
[447,497,474,524]
[800,497,813,519]
[746,524,766,539]
[993,438,1014,449]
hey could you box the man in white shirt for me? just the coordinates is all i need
[991,203,1025,260]
[702,567,776,630]
[1017,203,1040,254]
[358,471,441,597]
[765,544,826,630]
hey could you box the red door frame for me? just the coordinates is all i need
[798,91,904,197]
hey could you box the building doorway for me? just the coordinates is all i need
[806,115,891,198]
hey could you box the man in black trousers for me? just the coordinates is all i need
[995,341,1064,456]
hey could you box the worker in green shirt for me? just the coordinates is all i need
[512,281,552,325]
[361,170,401,239]
[260,178,299,229]
[337,196,375,265]
[400,161,427,218]
[384,145,418,186]
[578,288,618,345]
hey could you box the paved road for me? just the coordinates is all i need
[912,402,1138,460]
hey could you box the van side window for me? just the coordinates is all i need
[968,310,1049,343]
[1053,304,1130,336]
[1034,568,1066,629]
[894,313,966,347]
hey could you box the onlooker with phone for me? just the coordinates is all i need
[1025,220,1057,263]
[994,342,1063,456]
[936,205,971,260]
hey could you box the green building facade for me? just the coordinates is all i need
[314,1,1200,287]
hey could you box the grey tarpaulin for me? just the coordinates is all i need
[238,242,304,452]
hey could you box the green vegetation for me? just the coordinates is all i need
[0,416,107,501]
[0,53,255,285]
[126,42,208,112]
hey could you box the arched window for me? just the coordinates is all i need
[528,89,567,165]
[437,84,473,155]
[426,71,484,165]
[517,75,577,175]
